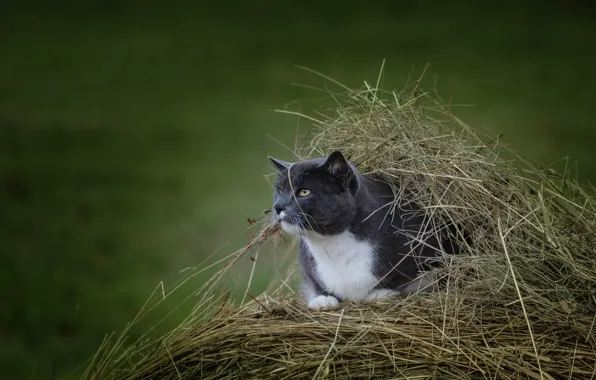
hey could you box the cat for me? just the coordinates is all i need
[268,150,461,310]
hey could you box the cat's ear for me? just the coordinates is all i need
[268,156,291,171]
[321,151,353,188]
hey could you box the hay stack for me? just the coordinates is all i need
[85,72,596,379]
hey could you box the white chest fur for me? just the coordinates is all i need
[303,231,378,302]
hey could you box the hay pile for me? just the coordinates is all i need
[85,71,596,379]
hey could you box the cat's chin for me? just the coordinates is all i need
[280,220,302,235]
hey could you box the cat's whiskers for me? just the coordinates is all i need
[296,220,309,238]
[300,213,320,231]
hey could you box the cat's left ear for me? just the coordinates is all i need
[321,151,354,189]
[268,156,291,171]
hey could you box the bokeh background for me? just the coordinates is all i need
[2,0,595,378]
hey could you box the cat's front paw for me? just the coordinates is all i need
[307,295,340,310]
[364,288,400,302]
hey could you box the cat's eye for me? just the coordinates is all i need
[277,187,283,194]
[297,189,311,197]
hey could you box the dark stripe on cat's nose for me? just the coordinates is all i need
[274,205,284,215]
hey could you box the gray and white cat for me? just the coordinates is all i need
[268,150,461,310]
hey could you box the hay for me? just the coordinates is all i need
[84,69,596,380]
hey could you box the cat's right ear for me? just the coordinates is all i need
[320,150,356,191]
[268,156,291,172]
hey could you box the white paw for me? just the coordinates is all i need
[364,288,400,302]
[307,295,340,310]
[400,271,438,294]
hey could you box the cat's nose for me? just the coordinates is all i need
[274,205,284,215]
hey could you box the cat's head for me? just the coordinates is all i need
[268,151,360,236]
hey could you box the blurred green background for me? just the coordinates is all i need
[1,0,595,378]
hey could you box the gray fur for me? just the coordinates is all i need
[268,151,461,303]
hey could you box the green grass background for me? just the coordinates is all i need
[1,1,595,378]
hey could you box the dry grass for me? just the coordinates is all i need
[83,67,596,379]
